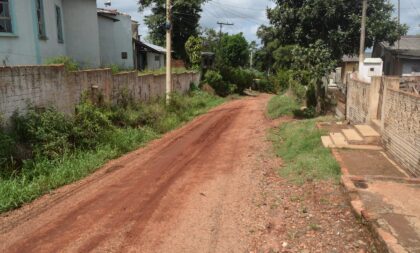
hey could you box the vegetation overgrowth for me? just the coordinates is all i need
[0,90,223,212]
[268,95,340,184]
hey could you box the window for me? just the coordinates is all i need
[155,55,160,61]
[35,0,46,39]
[121,52,128,59]
[55,5,63,43]
[0,0,12,33]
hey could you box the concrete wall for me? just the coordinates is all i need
[0,0,39,65]
[346,74,371,124]
[146,52,165,70]
[39,0,67,63]
[382,89,420,176]
[62,0,100,67]
[98,14,134,69]
[0,0,100,67]
[346,74,420,176]
[0,65,200,122]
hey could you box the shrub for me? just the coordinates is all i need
[204,70,234,97]
[45,56,79,71]
[267,95,300,119]
[290,80,307,102]
[257,78,279,94]
[0,126,14,169]
[293,107,316,119]
[220,67,254,93]
[72,101,114,149]
[12,107,73,159]
[276,69,292,91]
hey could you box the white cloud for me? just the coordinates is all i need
[97,0,420,44]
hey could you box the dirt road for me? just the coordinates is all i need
[0,95,273,253]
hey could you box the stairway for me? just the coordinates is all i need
[321,124,382,150]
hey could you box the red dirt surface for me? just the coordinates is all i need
[0,95,374,253]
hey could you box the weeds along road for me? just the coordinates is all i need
[0,95,272,253]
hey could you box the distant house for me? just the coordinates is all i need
[97,8,136,69]
[372,35,420,76]
[0,0,101,67]
[134,40,166,71]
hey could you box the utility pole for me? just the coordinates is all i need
[358,0,368,75]
[165,0,172,103]
[217,21,234,44]
[250,51,254,69]
[398,0,400,50]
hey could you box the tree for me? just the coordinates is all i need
[218,33,250,68]
[260,0,408,61]
[138,0,207,61]
[185,36,203,69]
[291,41,336,112]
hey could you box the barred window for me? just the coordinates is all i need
[55,5,63,43]
[0,0,12,33]
[35,0,47,39]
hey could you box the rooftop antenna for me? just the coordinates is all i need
[105,1,112,7]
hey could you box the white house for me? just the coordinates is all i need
[134,40,166,71]
[97,8,135,69]
[0,0,101,67]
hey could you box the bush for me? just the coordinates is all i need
[204,70,233,97]
[12,108,73,159]
[275,69,292,91]
[220,67,254,93]
[290,80,307,102]
[267,95,300,119]
[293,107,316,119]
[72,101,114,149]
[257,78,279,94]
[45,56,79,71]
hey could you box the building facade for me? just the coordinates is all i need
[97,9,135,69]
[372,36,420,76]
[0,0,100,67]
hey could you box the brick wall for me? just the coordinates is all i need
[382,89,420,176]
[0,65,200,122]
[346,74,371,124]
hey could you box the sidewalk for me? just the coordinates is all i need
[319,121,420,253]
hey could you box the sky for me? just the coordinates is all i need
[97,0,420,44]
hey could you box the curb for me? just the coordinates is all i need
[331,148,408,253]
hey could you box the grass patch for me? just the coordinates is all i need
[0,91,224,213]
[267,95,300,119]
[138,67,190,76]
[270,117,340,184]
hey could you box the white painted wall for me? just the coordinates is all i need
[0,0,100,67]
[0,0,38,65]
[146,52,165,70]
[98,13,134,69]
[39,0,67,63]
[62,0,100,67]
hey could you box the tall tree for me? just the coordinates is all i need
[259,0,408,61]
[218,33,250,68]
[138,0,208,61]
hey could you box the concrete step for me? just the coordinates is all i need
[354,125,381,145]
[371,119,381,133]
[321,136,335,148]
[342,129,364,144]
[330,132,348,148]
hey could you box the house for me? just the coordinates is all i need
[0,0,101,67]
[134,40,166,71]
[97,8,135,69]
[340,55,359,84]
[372,35,420,76]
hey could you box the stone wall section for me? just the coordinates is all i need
[382,89,420,176]
[0,65,200,121]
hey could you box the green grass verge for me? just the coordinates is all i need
[138,67,190,76]
[270,117,340,184]
[0,91,224,213]
[267,95,300,119]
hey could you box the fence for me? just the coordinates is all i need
[346,74,420,176]
[0,65,200,121]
